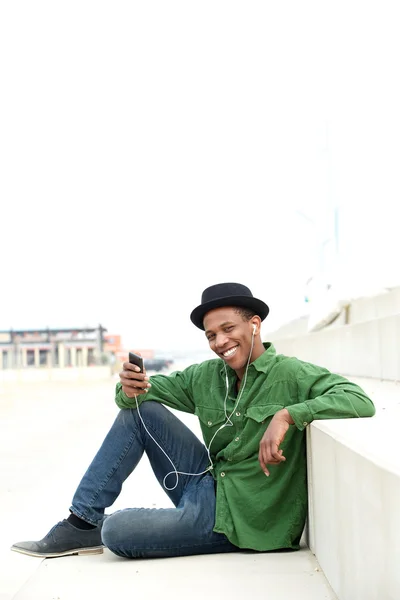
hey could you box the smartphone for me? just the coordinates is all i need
[129,352,144,373]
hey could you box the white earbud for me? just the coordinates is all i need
[252,324,256,335]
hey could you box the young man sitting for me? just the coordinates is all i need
[12,282,375,559]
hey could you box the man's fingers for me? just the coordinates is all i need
[259,442,274,474]
[259,440,287,476]
[122,362,147,375]
[258,447,269,476]
[120,376,151,390]
[119,367,150,388]
[119,372,148,384]
[270,443,286,462]
[120,368,147,381]
[121,385,147,398]
[263,441,277,465]
[270,442,282,461]
[121,372,148,382]
[277,449,286,461]
[121,381,149,397]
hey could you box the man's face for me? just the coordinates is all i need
[204,306,255,370]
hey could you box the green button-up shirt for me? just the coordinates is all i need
[115,343,375,551]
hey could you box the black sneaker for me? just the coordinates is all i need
[11,519,104,558]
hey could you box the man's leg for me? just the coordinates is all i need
[12,402,237,558]
[101,473,239,558]
[70,401,211,523]
[73,401,239,558]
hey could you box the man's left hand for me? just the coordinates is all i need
[258,409,294,476]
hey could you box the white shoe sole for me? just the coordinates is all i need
[11,545,104,558]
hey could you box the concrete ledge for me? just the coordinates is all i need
[271,313,400,380]
[346,287,400,325]
[307,400,400,600]
[266,287,400,341]
[12,547,337,600]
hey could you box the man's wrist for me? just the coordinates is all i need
[276,408,295,425]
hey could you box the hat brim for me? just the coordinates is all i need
[190,296,270,330]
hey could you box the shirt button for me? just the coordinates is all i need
[303,422,308,427]
[220,472,225,477]
[207,421,213,426]
[235,436,240,442]
[227,458,232,462]
[236,411,241,417]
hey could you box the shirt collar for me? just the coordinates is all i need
[252,342,277,372]
[219,342,277,376]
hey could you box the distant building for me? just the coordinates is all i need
[0,325,121,369]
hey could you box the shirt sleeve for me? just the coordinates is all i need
[286,362,376,431]
[115,364,198,414]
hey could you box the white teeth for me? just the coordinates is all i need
[223,346,238,357]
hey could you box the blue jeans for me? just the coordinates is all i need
[70,402,239,558]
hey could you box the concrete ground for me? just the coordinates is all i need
[1,369,393,599]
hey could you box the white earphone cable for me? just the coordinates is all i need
[134,326,256,491]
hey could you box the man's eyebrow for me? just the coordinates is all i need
[205,321,234,335]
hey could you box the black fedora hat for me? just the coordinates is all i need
[190,283,269,330]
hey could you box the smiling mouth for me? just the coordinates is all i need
[221,345,239,359]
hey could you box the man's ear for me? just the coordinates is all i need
[250,316,261,336]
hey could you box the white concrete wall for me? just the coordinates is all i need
[266,287,400,341]
[306,403,400,600]
[347,287,400,325]
[270,314,400,381]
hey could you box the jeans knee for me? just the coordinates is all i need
[101,506,190,558]
[101,509,160,558]
[137,401,168,419]
[115,401,162,431]
[118,401,167,424]
[101,513,124,554]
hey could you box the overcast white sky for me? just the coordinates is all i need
[1,1,399,353]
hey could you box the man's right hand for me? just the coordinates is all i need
[119,362,152,398]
